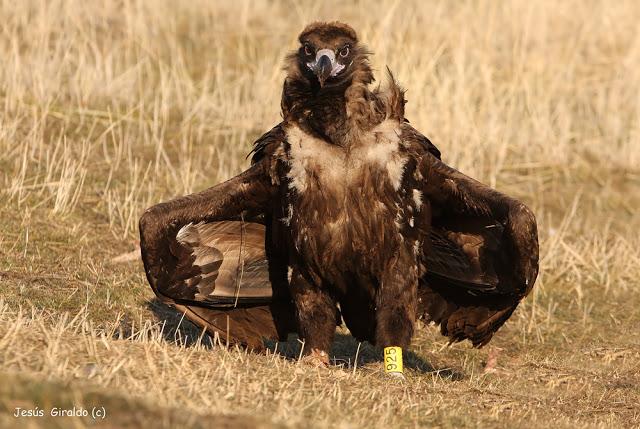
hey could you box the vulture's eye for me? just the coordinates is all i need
[339,46,350,57]
[304,44,313,56]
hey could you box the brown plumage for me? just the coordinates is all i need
[139,22,539,357]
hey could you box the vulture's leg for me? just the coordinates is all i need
[288,268,336,366]
[375,251,419,376]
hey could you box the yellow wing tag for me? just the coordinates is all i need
[383,346,403,374]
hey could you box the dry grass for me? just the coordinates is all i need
[0,0,639,427]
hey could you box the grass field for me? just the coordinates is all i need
[1,0,639,427]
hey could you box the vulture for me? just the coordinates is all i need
[139,22,539,369]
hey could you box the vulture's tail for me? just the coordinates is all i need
[170,303,279,351]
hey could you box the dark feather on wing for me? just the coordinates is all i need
[248,123,286,164]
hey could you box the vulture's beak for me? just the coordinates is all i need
[308,49,345,87]
[315,55,332,87]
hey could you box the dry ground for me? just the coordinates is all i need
[1,0,639,428]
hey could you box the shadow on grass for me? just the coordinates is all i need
[147,298,463,380]
[142,298,215,348]
[267,333,464,380]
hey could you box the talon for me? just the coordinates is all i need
[301,348,330,367]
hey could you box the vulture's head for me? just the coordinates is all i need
[288,22,371,88]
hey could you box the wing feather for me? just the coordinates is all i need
[175,221,272,305]
[425,227,500,291]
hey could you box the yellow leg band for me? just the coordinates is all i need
[383,346,403,374]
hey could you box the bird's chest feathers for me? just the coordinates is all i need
[284,121,406,199]
[281,121,409,265]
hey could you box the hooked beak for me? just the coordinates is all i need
[307,49,345,88]
[315,55,332,87]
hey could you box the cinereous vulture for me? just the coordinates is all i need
[139,22,539,371]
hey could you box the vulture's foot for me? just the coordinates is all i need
[386,371,406,381]
[300,348,330,367]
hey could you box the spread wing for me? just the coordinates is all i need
[402,124,539,347]
[139,126,292,349]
